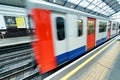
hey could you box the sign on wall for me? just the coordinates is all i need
[16,17,26,28]
[4,16,17,28]
[4,16,26,29]
[0,15,6,29]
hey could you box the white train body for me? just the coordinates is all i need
[26,0,119,73]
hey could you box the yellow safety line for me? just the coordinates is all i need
[60,40,115,80]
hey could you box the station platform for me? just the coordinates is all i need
[0,36,34,47]
[44,36,120,80]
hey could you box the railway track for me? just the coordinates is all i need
[0,43,40,80]
[0,42,57,80]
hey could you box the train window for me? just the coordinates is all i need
[77,19,83,36]
[88,21,94,34]
[108,21,111,28]
[99,22,107,33]
[112,23,116,30]
[119,24,120,29]
[56,17,65,40]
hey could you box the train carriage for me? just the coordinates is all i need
[96,19,108,46]
[26,0,118,74]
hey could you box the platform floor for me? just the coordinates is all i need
[0,36,34,47]
[44,36,120,80]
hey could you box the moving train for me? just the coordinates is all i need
[26,0,119,74]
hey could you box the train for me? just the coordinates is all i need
[26,0,120,74]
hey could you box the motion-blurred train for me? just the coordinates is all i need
[26,0,120,74]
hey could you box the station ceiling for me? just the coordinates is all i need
[0,0,24,8]
[0,0,120,18]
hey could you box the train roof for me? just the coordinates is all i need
[26,0,110,20]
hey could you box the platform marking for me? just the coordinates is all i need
[60,40,115,80]
[80,41,120,80]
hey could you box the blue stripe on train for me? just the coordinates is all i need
[56,52,69,65]
[96,37,107,46]
[56,46,86,65]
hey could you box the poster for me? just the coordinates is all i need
[4,16,17,28]
[16,17,25,28]
[0,15,6,29]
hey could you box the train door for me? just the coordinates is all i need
[31,9,57,73]
[87,17,96,50]
[51,12,68,64]
[107,21,111,39]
